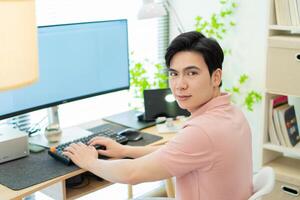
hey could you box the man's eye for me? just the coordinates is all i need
[187,71,198,76]
[168,71,177,76]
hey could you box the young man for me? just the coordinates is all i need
[64,31,253,200]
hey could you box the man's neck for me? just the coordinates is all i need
[213,88,221,98]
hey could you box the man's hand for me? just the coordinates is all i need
[63,142,98,170]
[88,137,126,158]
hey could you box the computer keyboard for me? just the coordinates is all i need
[48,123,129,165]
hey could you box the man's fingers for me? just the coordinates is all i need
[77,142,86,147]
[69,143,80,150]
[98,149,109,156]
[62,151,73,158]
[65,145,76,153]
[89,137,109,146]
[68,142,86,150]
[88,136,105,143]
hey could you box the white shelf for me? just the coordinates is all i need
[263,1,300,197]
[263,143,300,158]
[269,25,300,33]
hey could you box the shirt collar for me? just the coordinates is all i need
[189,92,231,120]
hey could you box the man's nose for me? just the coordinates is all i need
[176,75,188,90]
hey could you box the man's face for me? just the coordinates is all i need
[168,51,221,113]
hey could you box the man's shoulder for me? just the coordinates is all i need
[183,104,247,132]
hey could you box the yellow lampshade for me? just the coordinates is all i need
[0,0,38,91]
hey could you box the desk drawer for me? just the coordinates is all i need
[263,180,300,200]
[266,36,300,96]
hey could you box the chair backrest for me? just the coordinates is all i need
[248,166,275,200]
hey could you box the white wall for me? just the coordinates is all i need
[169,0,269,171]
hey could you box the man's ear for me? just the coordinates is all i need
[212,68,222,87]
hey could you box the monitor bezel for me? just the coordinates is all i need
[0,19,130,120]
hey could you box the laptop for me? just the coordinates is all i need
[143,88,190,121]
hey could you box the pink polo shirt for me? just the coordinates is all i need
[154,93,253,200]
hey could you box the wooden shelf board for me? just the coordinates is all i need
[263,143,300,157]
[269,25,300,33]
[265,90,300,98]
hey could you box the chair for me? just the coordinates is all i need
[248,166,275,200]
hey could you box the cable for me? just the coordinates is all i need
[27,115,48,136]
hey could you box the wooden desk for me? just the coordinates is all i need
[0,119,175,200]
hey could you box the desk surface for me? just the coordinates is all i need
[0,119,175,200]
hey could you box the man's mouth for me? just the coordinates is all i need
[176,95,192,101]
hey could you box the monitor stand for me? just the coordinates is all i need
[48,106,60,125]
[44,106,62,143]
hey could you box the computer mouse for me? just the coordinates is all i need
[118,129,143,142]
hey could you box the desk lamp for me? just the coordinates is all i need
[0,0,38,133]
[0,0,39,92]
[137,0,185,33]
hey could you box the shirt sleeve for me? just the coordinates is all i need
[153,125,215,177]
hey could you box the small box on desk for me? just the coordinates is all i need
[0,126,29,163]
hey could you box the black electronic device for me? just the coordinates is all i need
[143,88,190,121]
[118,128,143,141]
[66,174,84,188]
[48,123,129,165]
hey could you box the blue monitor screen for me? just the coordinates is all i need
[0,19,129,120]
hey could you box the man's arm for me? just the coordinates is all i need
[63,143,172,185]
[87,151,172,185]
[122,145,161,158]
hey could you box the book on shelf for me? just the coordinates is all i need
[275,0,300,26]
[297,0,300,23]
[268,99,280,145]
[275,0,292,25]
[268,95,288,146]
[289,0,300,25]
[274,104,290,146]
[277,105,300,147]
[274,103,291,146]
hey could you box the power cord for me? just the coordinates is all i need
[27,115,48,136]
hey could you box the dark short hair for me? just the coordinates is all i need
[165,31,224,83]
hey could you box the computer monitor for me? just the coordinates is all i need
[0,19,129,121]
